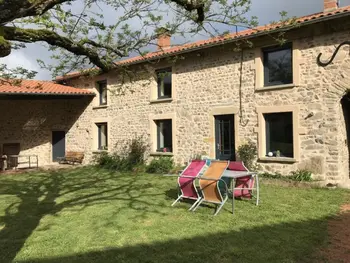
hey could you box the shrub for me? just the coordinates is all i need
[94,151,114,167]
[127,136,149,166]
[289,169,313,182]
[146,157,174,174]
[237,141,258,171]
[94,136,148,171]
[260,172,284,180]
[189,151,207,161]
[260,170,313,182]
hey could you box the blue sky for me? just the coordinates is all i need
[2,0,350,80]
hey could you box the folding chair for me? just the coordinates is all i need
[171,160,206,210]
[228,161,259,206]
[192,160,229,216]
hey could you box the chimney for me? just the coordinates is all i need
[324,0,339,12]
[157,28,171,51]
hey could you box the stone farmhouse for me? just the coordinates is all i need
[2,0,350,187]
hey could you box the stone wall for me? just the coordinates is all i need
[0,97,91,166]
[66,23,350,187]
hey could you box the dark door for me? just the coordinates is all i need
[3,143,20,168]
[215,115,235,160]
[52,131,65,162]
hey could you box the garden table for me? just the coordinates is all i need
[222,170,259,214]
[170,169,259,215]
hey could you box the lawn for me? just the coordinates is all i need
[0,167,348,263]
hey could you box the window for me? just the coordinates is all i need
[156,68,172,99]
[96,123,108,150]
[264,112,293,158]
[156,119,172,152]
[97,80,107,105]
[263,43,293,86]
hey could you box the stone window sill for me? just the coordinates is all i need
[258,157,296,163]
[150,98,173,104]
[92,105,108,110]
[92,150,108,154]
[150,152,173,156]
[256,83,296,92]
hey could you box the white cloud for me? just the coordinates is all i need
[0,44,52,80]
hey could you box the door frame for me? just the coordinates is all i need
[209,106,239,159]
[51,130,66,162]
[215,114,235,160]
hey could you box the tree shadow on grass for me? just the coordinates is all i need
[14,213,345,263]
[0,168,167,263]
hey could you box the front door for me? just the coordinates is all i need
[52,131,65,162]
[215,115,235,160]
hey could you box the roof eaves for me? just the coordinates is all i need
[0,92,95,96]
[120,9,350,66]
[56,7,350,80]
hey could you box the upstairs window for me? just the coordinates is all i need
[263,43,293,87]
[96,123,108,150]
[156,119,172,152]
[264,112,293,158]
[156,68,172,99]
[97,80,107,105]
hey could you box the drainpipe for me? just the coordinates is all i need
[239,48,248,126]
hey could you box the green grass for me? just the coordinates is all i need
[0,167,348,263]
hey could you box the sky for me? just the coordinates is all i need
[2,0,350,80]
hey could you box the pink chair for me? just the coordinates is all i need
[228,161,259,204]
[171,160,206,210]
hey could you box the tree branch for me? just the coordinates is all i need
[170,0,205,22]
[2,26,114,72]
[0,35,11,57]
[0,0,72,25]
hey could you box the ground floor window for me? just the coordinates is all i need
[156,119,172,152]
[96,123,108,150]
[264,112,293,158]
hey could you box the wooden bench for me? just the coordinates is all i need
[58,151,84,165]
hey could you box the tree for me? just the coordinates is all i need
[0,0,263,79]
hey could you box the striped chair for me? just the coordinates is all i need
[193,160,229,216]
[171,160,206,210]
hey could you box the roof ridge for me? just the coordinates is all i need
[56,4,350,80]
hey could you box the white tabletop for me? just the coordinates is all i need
[222,170,256,179]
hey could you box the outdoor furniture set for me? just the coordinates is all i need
[171,160,259,216]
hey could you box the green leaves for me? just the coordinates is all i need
[1,0,297,79]
[0,64,37,81]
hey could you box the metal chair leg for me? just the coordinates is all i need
[255,174,259,206]
[232,194,235,215]
[192,198,204,212]
[214,196,228,216]
[189,197,202,211]
[171,196,182,206]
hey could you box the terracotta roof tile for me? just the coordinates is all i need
[56,5,350,80]
[0,80,94,96]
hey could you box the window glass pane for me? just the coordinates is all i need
[157,69,172,98]
[98,81,107,105]
[264,112,293,158]
[264,45,292,86]
[156,119,172,152]
[222,120,230,151]
[97,123,108,150]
